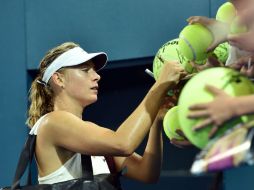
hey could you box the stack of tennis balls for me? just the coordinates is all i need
[163,106,184,141]
[153,38,229,80]
[153,40,229,142]
[178,67,254,149]
[177,1,245,65]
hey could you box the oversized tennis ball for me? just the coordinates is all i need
[178,24,213,61]
[163,106,185,141]
[216,2,236,24]
[213,42,229,64]
[178,67,254,149]
[230,17,248,34]
[153,38,202,80]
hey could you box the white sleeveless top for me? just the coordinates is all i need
[29,115,110,184]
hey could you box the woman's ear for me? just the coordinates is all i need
[51,72,65,88]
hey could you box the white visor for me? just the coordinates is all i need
[42,47,107,84]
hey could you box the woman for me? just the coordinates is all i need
[26,42,185,185]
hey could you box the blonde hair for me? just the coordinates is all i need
[26,42,79,127]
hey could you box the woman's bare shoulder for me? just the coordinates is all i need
[38,111,84,135]
[44,111,81,124]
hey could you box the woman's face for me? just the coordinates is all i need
[62,61,101,106]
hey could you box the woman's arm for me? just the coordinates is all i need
[113,111,163,183]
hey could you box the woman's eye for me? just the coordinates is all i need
[81,68,90,72]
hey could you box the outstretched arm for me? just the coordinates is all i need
[113,109,164,183]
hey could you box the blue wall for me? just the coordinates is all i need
[0,0,27,186]
[1,0,249,189]
[25,0,210,69]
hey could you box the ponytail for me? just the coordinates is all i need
[26,76,54,128]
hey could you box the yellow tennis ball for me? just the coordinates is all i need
[216,2,236,24]
[230,17,248,34]
[163,106,185,141]
[153,38,199,80]
[179,24,213,61]
[178,67,254,149]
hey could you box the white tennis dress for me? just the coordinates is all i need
[29,115,110,184]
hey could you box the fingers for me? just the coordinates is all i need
[187,16,199,24]
[188,57,222,72]
[188,110,210,118]
[187,16,212,25]
[189,103,207,110]
[240,64,248,75]
[193,122,219,139]
[229,57,248,70]
[182,73,196,80]
[175,129,188,140]
[208,126,219,139]
[246,64,254,78]
[193,118,213,131]
[170,139,193,148]
[229,55,254,77]
[207,56,224,67]
[188,61,206,72]
[205,85,226,96]
[179,70,188,79]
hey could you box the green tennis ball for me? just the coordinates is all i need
[163,106,185,141]
[178,67,254,149]
[230,17,248,34]
[216,2,236,24]
[153,39,198,80]
[179,24,213,61]
[213,42,229,64]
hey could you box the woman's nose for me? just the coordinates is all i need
[92,70,101,81]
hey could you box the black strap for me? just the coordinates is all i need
[105,156,116,174]
[11,135,36,190]
[81,154,94,181]
[27,134,36,185]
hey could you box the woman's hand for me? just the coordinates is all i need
[188,85,236,138]
[170,129,193,148]
[187,16,230,52]
[189,56,224,72]
[157,60,187,86]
